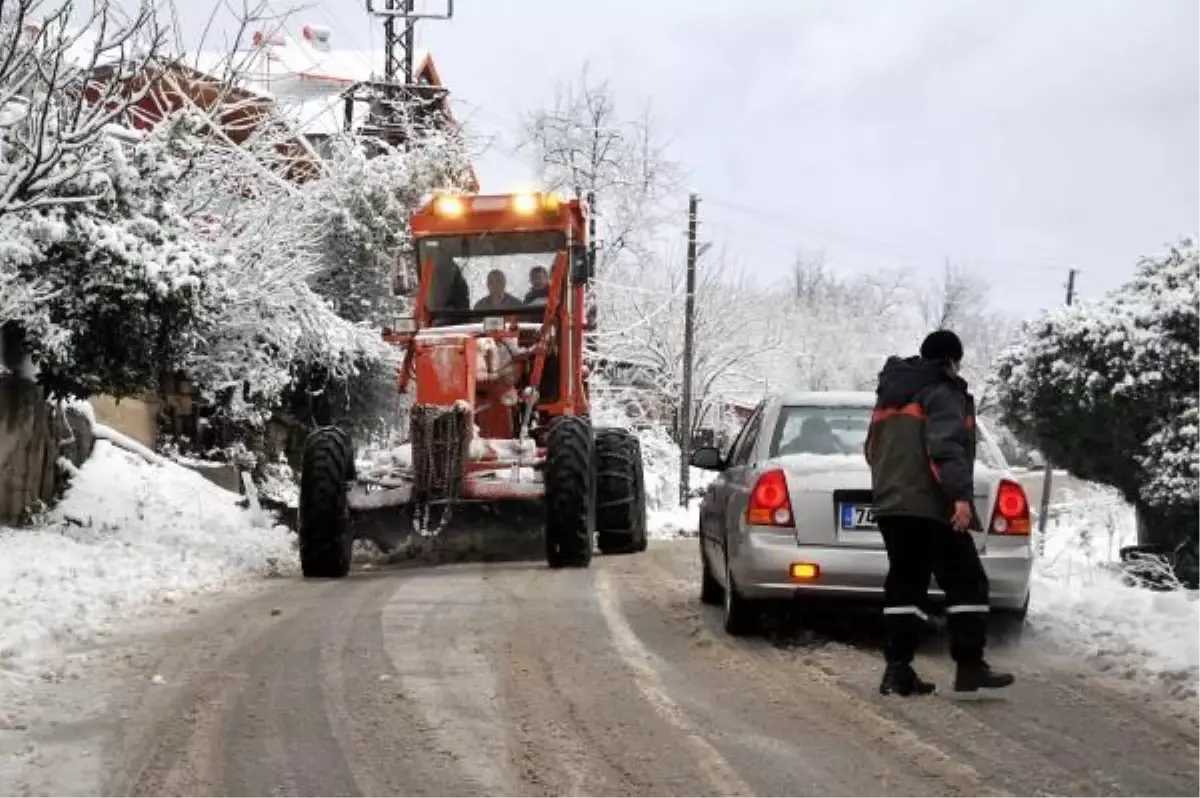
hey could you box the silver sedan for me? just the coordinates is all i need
[691,392,1033,636]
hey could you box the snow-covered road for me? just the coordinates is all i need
[2,541,1197,797]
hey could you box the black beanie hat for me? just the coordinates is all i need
[920,329,964,362]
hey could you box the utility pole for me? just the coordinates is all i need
[1036,267,1078,551]
[679,193,700,507]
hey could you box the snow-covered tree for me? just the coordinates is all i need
[303,131,472,326]
[917,260,1016,411]
[995,238,1198,579]
[518,64,681,274]
[597,247,782,440]
[131,113,388,428]
[784,254,917,393]
[0,0,167,214]
[142,105,469,437]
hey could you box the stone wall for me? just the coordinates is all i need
[89,395,159,450]
[0,378,93,524]
[0,377,56,523]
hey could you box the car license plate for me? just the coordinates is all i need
[840,503,878,531]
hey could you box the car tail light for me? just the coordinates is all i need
[746,469,794,527]
[990,479,1031,535]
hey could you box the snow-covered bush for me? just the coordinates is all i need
[995,238,1199,580]
[1137,399,1198,507]
[0,1,176,379]
[5,131,215,398]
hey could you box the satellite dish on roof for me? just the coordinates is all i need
[302,24,332,51]
[251,30,286,48]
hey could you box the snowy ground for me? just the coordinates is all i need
[0,438,294,686]
[1029,484,1199,697]
[2,417,1193,707]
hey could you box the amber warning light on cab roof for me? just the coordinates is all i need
[423,191,563,220]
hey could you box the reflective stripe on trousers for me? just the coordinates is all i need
[882,605,929,621]
[946,604,990,614]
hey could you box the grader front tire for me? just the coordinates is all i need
[543,416,595,569]
[298,427,355,579]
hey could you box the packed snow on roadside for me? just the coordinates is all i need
[0,437,294,683]
[1030,484,1199,697]
[634,424,712,539]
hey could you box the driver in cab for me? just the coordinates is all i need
[474,269,522,311]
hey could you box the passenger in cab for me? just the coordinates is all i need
[524,266,549,304]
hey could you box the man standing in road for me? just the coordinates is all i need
[864,330,1015,697]
[474,269,522,311]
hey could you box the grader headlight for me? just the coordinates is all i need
[433,195,466,218]
[512,193,539,215]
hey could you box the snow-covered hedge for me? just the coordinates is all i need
[995,238,1198,582]
[15,134,217,398]
[995,238,1198,511]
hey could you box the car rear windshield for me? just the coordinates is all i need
[768,404,1011,470]
[768,406,871,457]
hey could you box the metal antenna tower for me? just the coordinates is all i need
[345,1,455,146]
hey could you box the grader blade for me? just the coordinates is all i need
[353,501,544,565]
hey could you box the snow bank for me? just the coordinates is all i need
[648,503,701,540]
[1030,484,1199,697]
[0,440,294,682]
[633,424,712,539]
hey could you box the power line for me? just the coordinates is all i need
[702,193,1112,274]
[698,217,1077,280]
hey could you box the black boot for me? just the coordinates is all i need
[954,660,1015,693]
[879,663,936,696]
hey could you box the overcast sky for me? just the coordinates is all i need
[175,0,1199,316]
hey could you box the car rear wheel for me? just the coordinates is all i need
[700,544,723,606]
[723,554,757,636]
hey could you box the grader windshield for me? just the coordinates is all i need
[420,231,564,321]
[411,192,589,327]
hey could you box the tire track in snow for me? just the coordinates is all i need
[594,568,754,797]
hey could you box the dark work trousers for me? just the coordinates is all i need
[878,516,990,665]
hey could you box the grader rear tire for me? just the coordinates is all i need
[298,426,355,579]
[595,428,648,555]
[544,416,595,569]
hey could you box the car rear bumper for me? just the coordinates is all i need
[730,530,1032,611]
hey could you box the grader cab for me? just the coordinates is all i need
[296,191,649,577]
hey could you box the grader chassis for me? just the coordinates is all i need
[296,191,648,576]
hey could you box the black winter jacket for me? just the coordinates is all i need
[864,356,979,527]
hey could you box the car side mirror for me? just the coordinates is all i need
[570,243,592,286]
[690,446,725,471]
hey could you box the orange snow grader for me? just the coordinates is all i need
[296,191,648,576]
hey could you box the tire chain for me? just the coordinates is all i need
[410,402,473,537]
